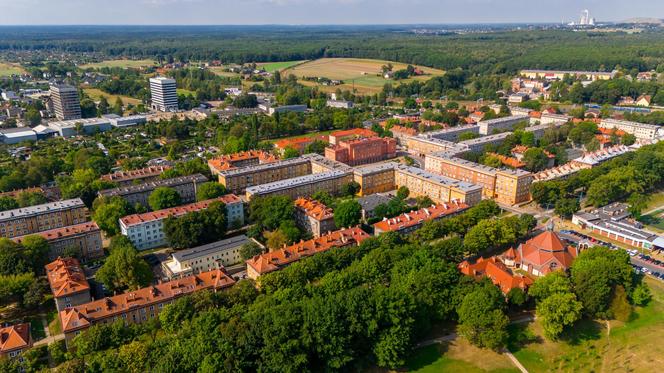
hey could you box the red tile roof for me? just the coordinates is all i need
[120,195,241,227]
[13,221,100,245]
[518,231,577,274]
[459,257,533,294]
[45,257,90,298]
[0,324,31,354]
[246,227,370,276]
[294,197,334,221]
[330,128,377,140]
[60,269,235,333]
[274,135,329,150]
[486,152,526,168]
[207,150,277,172]
[100,166,171,183]
[373,201,469,233]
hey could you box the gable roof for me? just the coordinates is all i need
[45,257,90,298]
[0,324,31,353]
[459,257,532,294]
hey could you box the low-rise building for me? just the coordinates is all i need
[47,118,112,137]
[100,166,171,187]
[326,100,354,109]
[102,114,148,128]
[60,269,235,344]
[294,197,336,237]
[246,227,370,279]
[0,324,32,359]
[324,136,396,166]
[519,69,616,81]
[373,200,469,235]
[274,135,328,155]
[358,193,393,221]
[161,235,251,279]
[45,257,92,312]
[0,198,87,239]
[245,169,354,201]
[459,257,532,294]
[0,127,38,144]
[13,221,103,261]
[120,195,243,250]
[501,231,579,277]
[98,174,208,209]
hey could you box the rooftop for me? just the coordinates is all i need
[0,324,31,353]
[396,165,483,193]
[100,166,171,183]
[207,150,277,172]
[373,201,469,232]
[13,221,100,244]
[172,235,249,263]
[45,257,90,298]
[98,174,208,198]
[120,195,241,227]
[330,128,377,139]
[294,197,334,221]
[218,157,309,177]
[245,169,351,195]
[0,198,85,223]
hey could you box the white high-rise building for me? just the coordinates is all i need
[149,77,178,112]
[50,84,81,120]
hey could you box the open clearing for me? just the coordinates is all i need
[257,60,307,72]
[83,88,142,106]
[283,58,445,94]
[404,339,518,372]
[0,62,25,76]
[80,59,156,69]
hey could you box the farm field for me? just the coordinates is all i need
[209,67,242,77]
[83,88,142,106]
[282,58,445,94]
[0,62,26,76]
[257,60,307,72]
[79,59,156,69]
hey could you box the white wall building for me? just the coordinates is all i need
[161,235,253,279]
[149,77,178,112]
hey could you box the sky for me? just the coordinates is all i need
[0,0,663,25]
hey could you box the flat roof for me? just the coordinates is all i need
[48,118,111,129]
[246,170,351,195]
[172,235,249,263]
[353,162,397,176]
[396,165,482,193]
[458,131,512,145]
[219,157,310,177]
[99,174,207,197]
[478,115,529,125]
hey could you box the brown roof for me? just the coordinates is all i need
[120,195,241,227]
[373,201,469,233]
[294,197,334,221]
[387,124,418,136]
[0,324,31,353]
[60,269,235,333]
[100,166,171,183]
[459,257,533,294]
[207,150,277,172]
[518,231,577,274]
[13,221,100,244]
[330,128,377,140]
[486,152,526,168]
[274,135,329,150]
[246,227,370,276]
[45,257,91,298]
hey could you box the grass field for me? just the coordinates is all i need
[282,58,445,94]
[80,59,156,69]
[257,60,307,73]
[0,62,25,76]
[83,88,142,106]
[508,277,664,372]
[209,67,242,77]
[405,340,519,373]
[268,130,335,143]
[177,88,196,96]
[640,210,664,233]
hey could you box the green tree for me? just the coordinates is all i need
[20,235,50,273]
[239,241,263,260]
[249,195,295,231]
[93,197,132,236]
[112,97,124,116]
[15,191,47,207]
[148,187,181,211]
[334,200,362,228]
[0,196,18,212]
[457,283,509,350]
[632,283,651,306]
[537,292,583,340]
[522,148,549,172]
[554,198,579,219]
[528,271,573,301]
[196,182,226,201]
[396,186,410,200]
[96,243,152,292]
[282,146,300,159]
[340,181,361,197]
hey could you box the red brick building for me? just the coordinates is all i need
[325,137,397,166]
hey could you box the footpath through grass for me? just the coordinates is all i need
[404,339,519,373]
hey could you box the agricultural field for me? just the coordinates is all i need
[0,62,26,76]
[82,87,142,106]
[257,60,307,73]
[79,59,156,69]
[282,58,445,94]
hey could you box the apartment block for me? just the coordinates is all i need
[373,200,469,235]
[423,124,480,142]
[0,198,87,239]
[245,170,354,201]
[60,269,235,344]
[406,136,461,156]
[324,136,396,166]
[120,195,243,250]
[395,165,483,207]
[599,118,664,140]
[294,197,336,237]
[98,174,208,209]
[478,115,529,135]
[353,163,397,196]
[100,166,171,187]
[519,69,616,81]
[495,169,534,205]
[303,153,352,174]
[13,221,103,261]
[50,84,81,120]
[207,150,277,175]
[149,77,178,112]
[218,157,311,194]
[45,257,92,312]
[246,227,370,279]
[162,235,251,279]
[457,132,513,152]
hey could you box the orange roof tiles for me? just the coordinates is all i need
[60,269,235,334]
[330,128,377,140]
[294,197,334,221]
[13,221,100,245]
[373,201,469,233]
[518,231,577,274]
[598,127,627,136]
[120,195,241,227]
[274,135,329,151]
[459,257,533,294]
[529,111,542,119]
[246,227,370,276]
[100,166,171,183]
[0,324,31,354]
[486,152,526,168]
[385,124,418,136]
[45,257,90,299]
[207,150,277,172]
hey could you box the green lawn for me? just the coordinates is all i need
[47,310,61,336]
[258,60,307,73]
[0,62,25,76]
[404,340,519,372]
[639,210,664,232]
[80,59,156,69]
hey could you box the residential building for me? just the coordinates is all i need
[218,157,311,194]
[394,165,483,206]
[45,257,92,312]
[519,69,616,81]
[353,163,397,196]
[98,174,208,209]
[0,324,32,359]
[161,235,251,279]
[501,231,579,277]
[459,257,533,294]
[13,221,103,261]
[458,132,513,152]
[478,115,529,135]
[326,100,354,109]
[274,135,329,155]
[50,84,81,120]
[47,117,112,137]
[207,150,278,175]
[0,198,87,239]
[373,200,469,235]
[572,203,664,250]
[101,166,171,187]
[294,197,336,237]
[120,195,243,250]
[422,125,480,142]
[246,227,370,279]
[405,136,463,156]
[328,128,377,145]
[150,77,178,112]
[572,144,632,168]
[358,193,393,221]
[324,136,396,166]
[599,118,663,140]
[60,269,235,344]
[383,124,417,145]
[245,170,354,200]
